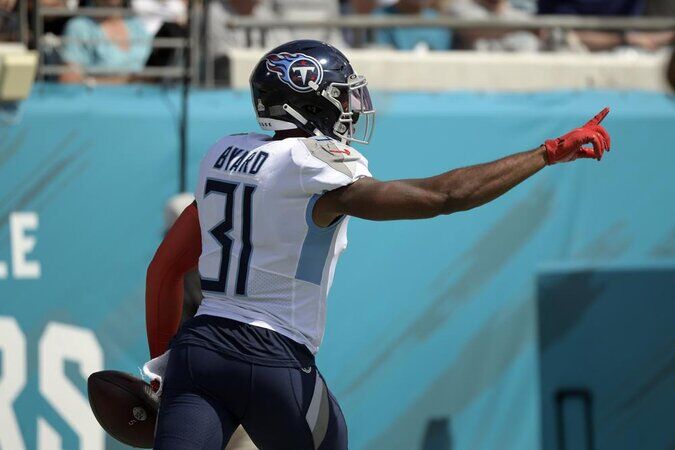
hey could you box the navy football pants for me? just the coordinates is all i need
[154,346,348,450]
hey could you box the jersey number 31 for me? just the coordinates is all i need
[200,179,255,296]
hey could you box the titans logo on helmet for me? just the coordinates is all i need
[266,52,324,93]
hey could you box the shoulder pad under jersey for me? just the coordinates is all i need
[300,137,365,179]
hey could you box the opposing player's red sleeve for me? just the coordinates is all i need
[146,202,201,359]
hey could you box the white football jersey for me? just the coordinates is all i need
[194,133,371,354]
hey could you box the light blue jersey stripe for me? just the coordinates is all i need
[295,194,344,285]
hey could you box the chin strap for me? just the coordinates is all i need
[282,103,308,125]
[282,103,332,140]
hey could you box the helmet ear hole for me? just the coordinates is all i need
[303,104,322,115]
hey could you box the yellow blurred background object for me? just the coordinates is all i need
[0,44,38,101]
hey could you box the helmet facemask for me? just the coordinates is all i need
[320,74,375,145]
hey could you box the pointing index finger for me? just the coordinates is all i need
[585,107,610,126]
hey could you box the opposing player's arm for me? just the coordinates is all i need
[146,201,201,359]
[315,108,611,225]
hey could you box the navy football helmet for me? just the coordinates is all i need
[250,40,375,145]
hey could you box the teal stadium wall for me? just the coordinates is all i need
[0,85,674,450]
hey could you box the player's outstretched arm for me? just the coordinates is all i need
[314,108,611,225]
[316,147,548,222]
[146,202,201,359]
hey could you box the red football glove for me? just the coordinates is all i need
[544,107,611,165]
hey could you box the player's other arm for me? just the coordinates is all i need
[315,108,611,224]
[146,201,201,359]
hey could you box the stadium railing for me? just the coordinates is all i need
[209,14,675,90]
[222,14,675,32]
[27,6,675,88]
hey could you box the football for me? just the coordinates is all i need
[87,370,160,448]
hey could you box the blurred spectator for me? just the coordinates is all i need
[538,0,639,52]
[209,0,347,84]
[33,0,80,68]
[623,30,674,52]
[272,0,345,45]
[0,0,19,41]
[645,0,675,16]
[538,0,673,52]
[209,0,281,52]
[60,0,152,83]
[132,0,186,68]
[133,0,185,36]
[375,0,452,51]
[538,0,644,15]
[448,0,541,51]
[0,0,16,12]
[347,0,377,13]
[39,0,79,36]
[208,0,288,85]
[341,0,378,47]
[634,0,675,52]
[509,0,536,13]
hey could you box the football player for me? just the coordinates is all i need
[144,39,611,450]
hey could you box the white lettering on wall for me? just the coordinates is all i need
[0,317,27,450]
[0,317,105,450]
[10,212,41,279]
[39,322,104,450]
